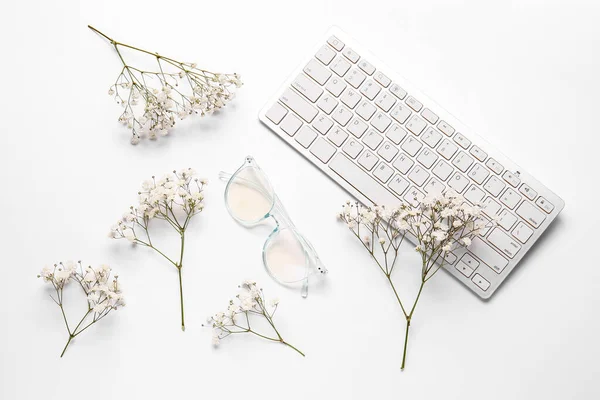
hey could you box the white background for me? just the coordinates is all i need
[1,0,599,399]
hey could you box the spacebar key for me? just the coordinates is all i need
[329,154,400,209]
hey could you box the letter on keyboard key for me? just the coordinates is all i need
[393,153,414,174]
[404,187,425,206]
[416,148,438,168]
[312,114,334,135]
[356,101,377,121]
[363,130,383,150]
[294,126,318,148]
[465,185,486,204]
[329,154,401,209]
[389,174,410,196]
[293,73,323,102]
[280,89,318,122]
[303,59,332,85]
[408,166,429,186]
[340,88,361,108]
[488,228,521,259]
[310,138,336,163]
[469,237,509,274]
[327,126,348,147]
[401,136,422,156]
[516,201,546,228]
[373,162,394,183]
[378,141,399,162]
[316,45,336,65]
[266,102,288,124]
[371,112,392,133]
[448,172,469,193]
[342,138,364,158]
[325,76,347,97]
[358,150,379,171]
[332,106,353,126]
[347,118,368,138]
[386,124,407,145]
[317,93,338,115]
[327,36,344,51]
[432,160,453,180]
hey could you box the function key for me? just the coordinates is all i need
[519,183,537,200]
[486,158,504,175]
[502,171,521,187]
[342,48,360,63]
[421,108,439,124]
[535,197,555,213]
[358,59,376,75]
[469,145,488,161]
[437,120,455,136]
[327,36,345,51]
[406,96,423,112]
[374,71,391,87]
[453,133,472,149]
[389,83,407,99]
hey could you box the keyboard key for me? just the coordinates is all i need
[469,237,509,274]
[406,115,427,135]
[502,171,520,187]
[500,188,521,209]
[359,79,381,100]
[464,185,486,204]
[358,150,379,170]
[448,172,469,193]
[317,93,338,114]
[374,71,391,87]
[325,76,347,97]
[329,154,401,209]
[437,139,458,160]
[497,209,518,230]
[408,166,429,186]
[469,146,488,161]
[332,106,353,126]
[312,114,333,134]
[461,253,480,270]
[340,88,361,108]
[404,187,425,206]
[265,102,288,124]
[488,228,521,259]
[519,183,537,200]
[342,138,364,158]
[389,174,410,196]
[304,59,331,85]
[476,216,492,236]
[437,120,455,136]
[374,92,397,112]
[422,127,443,148]
[356,101,377,120]
[453,133,471,149]
[377,141,399,162]
[486,158,504,174]
[512,221,534,243]
[443,252,457,265]
[456,261,474,278]
[363,130,383,150]
[293,73,323,102]
[374,162,394,183]
[347,118,368,138]
[386,124,407,145]
[358,59,375,75]
[484,175,506,197]
[294,125,317,148]
[423,178,445,195]
[516,201,546,228]
[401,136,422,156]
[280,88,318,122]
[327,36,344,51]
[327,126,348,147]
[343,48,360,63]
[310,138,336,163]
[472,273,490,291]
[467,164,490,185]
[371,112,392,132]
[330,56,351,77]
[481,197,501,216]
[421,108,439,124]
[280,113,303,136]
[344,68,366,88]
[406,96,423,112]
[536,197,554,213]
[432,160,453,180]
[389,83,407,99]
[452,152,474,172]
[416,148,438,168]
[390,103,412,124]
[393,153,414,174]
[316,44,336,65]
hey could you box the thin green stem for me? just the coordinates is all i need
[282,341,305,357]
[60,335,73,358]
[178,231,186,331]
[401,318,410,370]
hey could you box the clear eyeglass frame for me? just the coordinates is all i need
[219,156,327,297]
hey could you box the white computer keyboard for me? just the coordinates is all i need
[258,27,564,299]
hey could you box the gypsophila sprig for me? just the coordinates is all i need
[339,190,496,369]
[204,281,304,357]
[110,168,206,331]
[89,25,242,145]
[38,261,125,357]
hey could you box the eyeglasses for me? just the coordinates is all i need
[219,156,327,297]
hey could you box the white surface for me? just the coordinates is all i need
[1,1,598,399]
